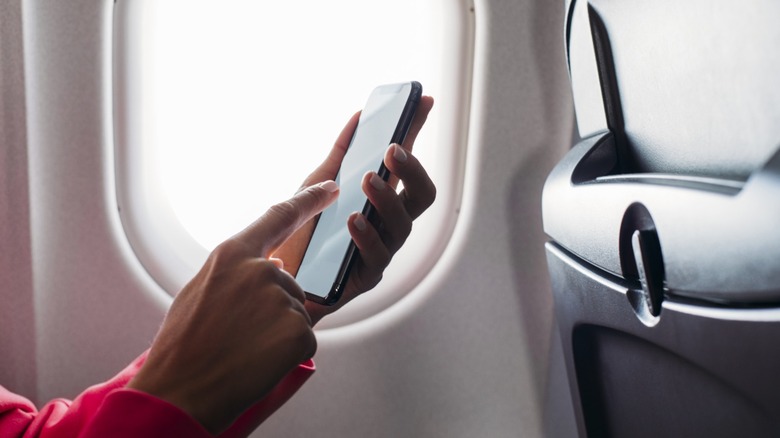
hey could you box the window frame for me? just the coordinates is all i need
[113,0,474,329]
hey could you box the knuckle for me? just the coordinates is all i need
[368,237,394,266]
[288,311,317,356]
[305,184,328,201]
[268,200,298,223]
[378,248,393,268]
[255,259,279,278]
[400,219,413,237]
[265,284,290,307]
[298,323,318,357]
[427,182,437,204]
[387,229,410,255]
[250,263,285,298]
[294,317,315,343]
[386,217,411,246]
[304,331,318,358]
[419,178,437,206]
[203,239,246,273]
[386,239,405,257]
[296,184,329,209]
[208,239,244,266]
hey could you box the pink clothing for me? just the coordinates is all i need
[0,351,314,437]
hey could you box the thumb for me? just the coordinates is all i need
[233,180,339,257]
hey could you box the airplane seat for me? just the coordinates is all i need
[543,0,780,436]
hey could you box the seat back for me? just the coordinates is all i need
[544,0,780,436]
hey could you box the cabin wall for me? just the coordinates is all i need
[1,0,576,435]
[0,0,36,400]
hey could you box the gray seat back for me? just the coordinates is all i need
[544,0,780,436]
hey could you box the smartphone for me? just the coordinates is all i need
[296,81,423,305]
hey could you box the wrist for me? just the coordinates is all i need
[128,362,236,434]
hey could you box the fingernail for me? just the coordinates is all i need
[370,173,386,190]
[392,144,408,163]
[318,180,339,192]
[353,213,367,231]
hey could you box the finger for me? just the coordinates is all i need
[279,282,312,327]
[304,97,431,190]
[383,144,437,219]
[269,257,284,270]
[401,96,434,154]
[279,276,312,327]
[285,283,311,318]
[299,111,361,188]
[363,171,413,254]
[348,212,392,275]
[255,260,311,328]
[234,181,339,257]
[384,96,433,189]
[275,263,304,303]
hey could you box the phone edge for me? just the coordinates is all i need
[314,81,423,306]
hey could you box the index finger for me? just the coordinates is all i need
[233,180,340,257]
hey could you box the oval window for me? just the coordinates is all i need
[114,0,473,329]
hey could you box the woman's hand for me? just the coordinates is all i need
[128,181,339,434]
[273,96,436,325]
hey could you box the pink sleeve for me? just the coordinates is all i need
[0,351,315,438]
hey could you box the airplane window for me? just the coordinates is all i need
[114,0,473,329]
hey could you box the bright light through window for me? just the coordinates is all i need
[116,0,472,328]
[147,0,444,249]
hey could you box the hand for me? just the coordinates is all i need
[128,181,340,434]
[273,96,437,325]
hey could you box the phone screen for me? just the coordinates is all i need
[296,82,420,302]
